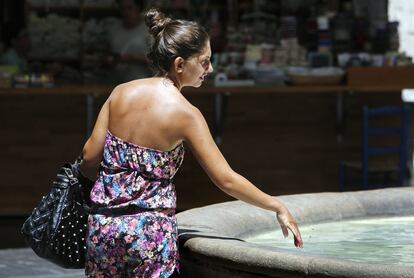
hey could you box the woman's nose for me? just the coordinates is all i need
[208,62,214,73]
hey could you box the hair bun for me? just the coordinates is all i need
[144,8,171,37]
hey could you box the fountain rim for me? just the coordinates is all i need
[177,187,414,278]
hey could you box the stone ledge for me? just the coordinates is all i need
[177,187,414,278]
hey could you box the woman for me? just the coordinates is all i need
[82,8,303,277]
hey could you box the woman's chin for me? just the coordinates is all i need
[192,80,203,87]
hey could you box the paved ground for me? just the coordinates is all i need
[0,248,84,278]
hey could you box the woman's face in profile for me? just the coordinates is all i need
[181,41,213,88]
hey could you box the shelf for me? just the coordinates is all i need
[347,66,414,87]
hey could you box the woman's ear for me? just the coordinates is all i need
[173,57,185,74]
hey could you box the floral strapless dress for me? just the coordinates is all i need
[85,131,184,278]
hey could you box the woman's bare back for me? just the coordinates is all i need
[108,77,190,151]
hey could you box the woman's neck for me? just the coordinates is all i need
[165,74,182,91]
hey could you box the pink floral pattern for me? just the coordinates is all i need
[86,131,184,277]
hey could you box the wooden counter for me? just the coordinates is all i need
[0,83,410,96]
[0,83,410,215]
[3,83,408,142]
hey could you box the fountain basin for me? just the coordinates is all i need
[177,188,414,278]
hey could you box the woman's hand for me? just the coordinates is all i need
[276,207,303,248]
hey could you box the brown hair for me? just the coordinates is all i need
[144,8,210,76]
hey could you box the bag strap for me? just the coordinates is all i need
[72,153,84,176]
[75,153,84,166]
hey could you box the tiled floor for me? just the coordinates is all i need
[0,217,83,277]
[0,248,84,278]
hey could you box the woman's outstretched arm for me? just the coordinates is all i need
[178,106,303,247]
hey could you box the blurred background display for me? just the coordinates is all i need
[0,0,413,87]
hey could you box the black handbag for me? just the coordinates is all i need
[21,155,94,268]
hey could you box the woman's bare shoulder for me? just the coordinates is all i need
[110,78,154,95]
[107,78,165,105]
[167,98,202,132]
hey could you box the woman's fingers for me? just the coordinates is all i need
[277,214,289,237]
[294,235,301,247]
[276,212,303,248]
[281,225,289,238]
[287,222,303,248]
